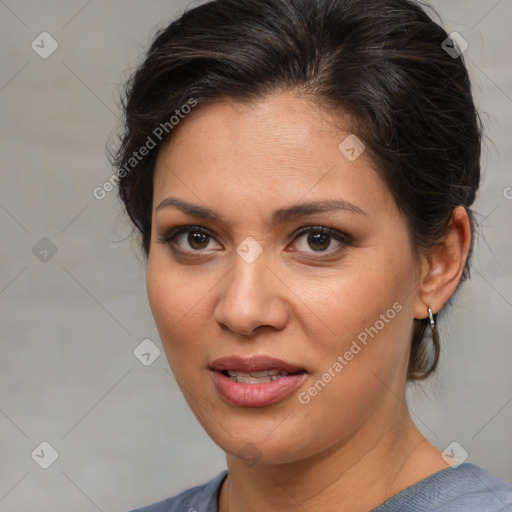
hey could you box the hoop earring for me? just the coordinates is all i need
[428,306,435,330]
[427,305,440,374]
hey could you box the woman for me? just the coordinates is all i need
[113,0,512,510]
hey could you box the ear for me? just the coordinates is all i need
[414,206,472,320]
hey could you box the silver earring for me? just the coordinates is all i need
[428,306,435,330]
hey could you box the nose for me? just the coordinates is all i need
[213,249,289,337]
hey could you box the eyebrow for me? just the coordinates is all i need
[155,197,367,225]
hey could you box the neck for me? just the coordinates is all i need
[218,398,448,512]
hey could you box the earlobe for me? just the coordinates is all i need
[413,206,472,320]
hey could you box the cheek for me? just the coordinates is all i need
[292,249,413,352]
[287,261,413,446]
[146,253,212,367]
[287,252,416,426]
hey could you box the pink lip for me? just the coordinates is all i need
[210,355,307,407]
[210,355,305,374]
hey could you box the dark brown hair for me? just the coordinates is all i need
[112,0,482,381]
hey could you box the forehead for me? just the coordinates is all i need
[152,92,394,222]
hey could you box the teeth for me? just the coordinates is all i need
[250,370,280,377]
[236,375,271,384]
[226,369,285,377]
[225,369,291,383]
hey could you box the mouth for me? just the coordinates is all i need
[222,368,302,384]
[210,355,307,407]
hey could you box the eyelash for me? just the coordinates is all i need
[156,225,352,256]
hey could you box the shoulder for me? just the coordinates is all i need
[439,464,512,511]
[128,470,228,512]
[373,463,512,512]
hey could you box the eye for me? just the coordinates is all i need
[157,225,219,252]
[157,224,352,255]
[290,226,351,254]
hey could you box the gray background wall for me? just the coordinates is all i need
[0,1,511,511]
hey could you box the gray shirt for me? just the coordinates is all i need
[129,463,512,511]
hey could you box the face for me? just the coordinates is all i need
[147,91,421,465]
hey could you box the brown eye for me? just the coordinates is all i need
[186,231,210,250]
[157,226,219,252]
[306,231,331,251]
[292,226,351,254]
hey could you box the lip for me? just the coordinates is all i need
[210,355,305,374]
[210,355,307,408]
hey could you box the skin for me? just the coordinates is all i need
[146,90,471,512]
